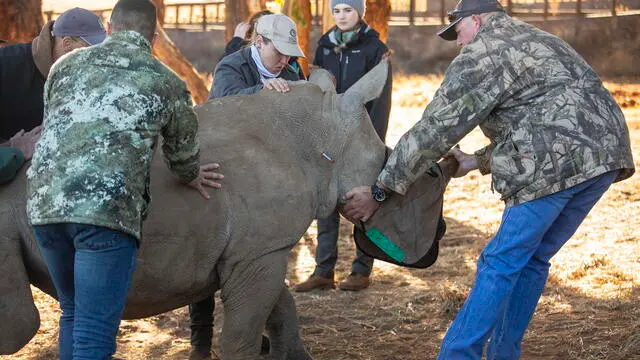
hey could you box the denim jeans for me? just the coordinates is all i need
[437,171,618,360]
[313,209,374,278]
[32,223,138,360]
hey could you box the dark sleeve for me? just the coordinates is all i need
[366,42,392,142]
[0,147,25,185]
[223,37,245,58]
[210,61,262,99]
[313,45,324,67]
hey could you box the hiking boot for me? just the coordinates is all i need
[338,273,371,291]
[189,348,218,360]
[293,275,335,292]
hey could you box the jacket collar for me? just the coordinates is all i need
[107,30,152,52]
[31,21,55,78]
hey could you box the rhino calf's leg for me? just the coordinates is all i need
[264,288,313,360]
[218,249,298,360]
[0,235,40,354]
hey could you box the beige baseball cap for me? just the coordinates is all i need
[255,14,305,58]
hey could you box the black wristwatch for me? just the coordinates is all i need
[371,184,389,203]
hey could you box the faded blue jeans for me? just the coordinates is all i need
[32,223,138,360]
[437,170,618,360]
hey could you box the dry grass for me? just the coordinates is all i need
[4,75,640,360]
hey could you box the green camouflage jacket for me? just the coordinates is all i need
[27,31,200,239]
[379,12,634,206]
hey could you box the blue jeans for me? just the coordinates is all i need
[32,223,138,360]
[437,171,618,360]
[313,210,374,278]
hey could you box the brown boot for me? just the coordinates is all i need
[338,273,371,291]
[293,274,335,292]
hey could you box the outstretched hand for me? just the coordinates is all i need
[340,186,380,223]
[188,163,224,199]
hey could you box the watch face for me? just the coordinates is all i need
[372,186,386,202]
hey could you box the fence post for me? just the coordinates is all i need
[409,0,416,25]
[202,4,207,31]
[576,0,582,15]
[440,0,446,24]
[507,0,513,15]
[175,5,181,28]
[611,0,617,16]
[544,0,548,20]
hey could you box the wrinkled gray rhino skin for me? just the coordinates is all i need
[0,61,390,359]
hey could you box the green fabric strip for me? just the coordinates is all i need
[365,227,406,263]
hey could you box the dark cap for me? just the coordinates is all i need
[52,7,107,46]
[437,0,504,41]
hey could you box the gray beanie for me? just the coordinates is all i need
[330,0,366,17]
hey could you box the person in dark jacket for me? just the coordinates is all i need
[223,9,306,79]
[189,14,306,360]
[293,0,392,293]
[0,7,106,184]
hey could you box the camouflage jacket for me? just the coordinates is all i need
[27,31,200,239]
[378,13,634,206]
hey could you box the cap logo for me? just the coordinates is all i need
[289,29,297,42]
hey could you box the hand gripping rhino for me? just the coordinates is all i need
[0,60,455,359]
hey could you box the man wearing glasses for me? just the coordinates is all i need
[342,0,634,358]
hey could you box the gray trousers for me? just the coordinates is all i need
[312,210,373,278]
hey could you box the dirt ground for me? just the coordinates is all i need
[4,76,640,360]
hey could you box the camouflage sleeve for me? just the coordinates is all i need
[474,143,495,175]
[378,40,507,195]
[161,83,200,183]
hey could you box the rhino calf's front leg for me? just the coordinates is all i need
[219,248,304,360]
[264,287,313,360]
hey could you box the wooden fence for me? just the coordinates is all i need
[44,0,638,30]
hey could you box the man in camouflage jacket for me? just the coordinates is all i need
[343,0,634,358]
[26,1,222,358]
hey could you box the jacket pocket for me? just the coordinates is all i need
[491,131,538,200]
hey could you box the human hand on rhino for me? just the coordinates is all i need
[263,78,291,93]
[187,163,224,199]
[2,126,42,160]
[340,185,382,223]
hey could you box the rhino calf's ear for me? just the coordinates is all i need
[309,68,337,94]
[344,58,390,104]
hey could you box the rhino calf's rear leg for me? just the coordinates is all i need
[0,235,40,354]
[218,248,304,360]
[264,288,313,360]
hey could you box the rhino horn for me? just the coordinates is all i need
[344,57,389,103]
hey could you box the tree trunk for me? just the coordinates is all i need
[151,0,165,26]
[283,0,312,76]
[322,0,333,34]
[225,0,251,43]
[0,0,43,43]
[153,26,209,105]
[364,0,390,43]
